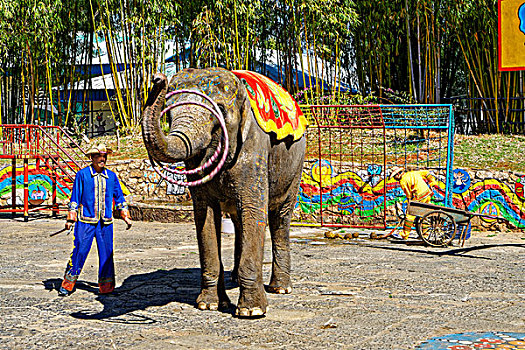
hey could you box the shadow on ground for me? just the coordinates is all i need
[0,212,66,222]
[44,268,238,323]
[367,242,525,259]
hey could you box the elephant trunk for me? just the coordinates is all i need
[142,73,211,164]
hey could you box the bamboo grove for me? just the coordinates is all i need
[0,0,523,135]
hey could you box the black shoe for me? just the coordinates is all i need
[58,286,71,297]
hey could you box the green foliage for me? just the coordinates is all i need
[449,0,520,133]
[454,134,525,172]
[294,87,378,105]
[89,0,183,133]
[0,0,523,135]
[0,0,94,125]
[380,87,416,105]
[294,86,414,106]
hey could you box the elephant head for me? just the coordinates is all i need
[142,68,252,169]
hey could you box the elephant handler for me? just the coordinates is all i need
[58,143,132,297]
[390,166,438,240]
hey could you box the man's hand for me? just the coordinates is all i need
[121,209,132,230]
[65,211,77,230]
[123,217,132,230]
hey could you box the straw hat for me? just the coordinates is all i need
[389,166,404,179]
[86,143,113,157]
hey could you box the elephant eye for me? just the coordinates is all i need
[217,104,227,119]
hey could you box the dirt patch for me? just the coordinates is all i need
[0,217,524,349]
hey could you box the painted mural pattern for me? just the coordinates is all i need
[2,158,524,230]
[416,332,525,349]
[0,164,72,205]
[296,160,525,229]
[143,163,187,196]
[451,170,525,228]
[297,160,400,220]
[0,160,185,210]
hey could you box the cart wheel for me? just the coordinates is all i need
[417,210,456,247]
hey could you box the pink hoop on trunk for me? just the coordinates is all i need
[149,89,229,187]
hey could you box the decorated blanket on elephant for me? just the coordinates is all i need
[232,70,308,141]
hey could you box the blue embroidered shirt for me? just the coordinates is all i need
[68,166,128,224]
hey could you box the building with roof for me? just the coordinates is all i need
[55,37,356,138]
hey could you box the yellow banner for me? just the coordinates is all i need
[499,0,525,70]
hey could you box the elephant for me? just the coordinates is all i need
[142,67,307,317]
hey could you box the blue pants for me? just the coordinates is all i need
[61,220,115,293]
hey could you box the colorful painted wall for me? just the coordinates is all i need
[115,159,525,230]
[451,169,525,229]
[0,163,72,207]
[295,160,525,230]
[3,159,524,230]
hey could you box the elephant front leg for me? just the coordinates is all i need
[194,202,230,311]
[235,210,268,317]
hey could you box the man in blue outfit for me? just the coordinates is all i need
[59,143,132,296]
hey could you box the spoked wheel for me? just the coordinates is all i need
[416,210,456,247]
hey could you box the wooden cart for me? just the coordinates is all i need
[407,201,503,247]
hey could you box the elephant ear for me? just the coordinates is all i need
[238,81,253,143]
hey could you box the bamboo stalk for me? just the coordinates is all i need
[45,41,54,126]
[234,0,240,70]
[21,49,27,124]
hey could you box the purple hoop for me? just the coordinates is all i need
[150,89,229,187]
[161,101,224,175]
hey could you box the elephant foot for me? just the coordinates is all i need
[196,288,230,311]
[235,307,266,318]
[235,286,268,318]
[197,301,218,311]
[266,275,292,294]
[265,285,292,294]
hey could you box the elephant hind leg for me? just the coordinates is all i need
[266,199,295,295]
[229,212,242,286]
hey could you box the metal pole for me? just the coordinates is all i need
[381,107,387,229]
[52,160,57,217]
[445,104,455,208]
[11,157,16,218]
[23,157,29,222]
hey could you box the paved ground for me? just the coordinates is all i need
[0,216,524,349]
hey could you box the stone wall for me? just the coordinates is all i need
[109,159,525,230]
[2,159,524,230]
[111,159,191,206]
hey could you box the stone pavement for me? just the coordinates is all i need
[0,216,524,349]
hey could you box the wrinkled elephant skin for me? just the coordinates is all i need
[142,67,306,317]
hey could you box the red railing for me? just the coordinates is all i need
[295,105,387,229]
[0,124,88,220]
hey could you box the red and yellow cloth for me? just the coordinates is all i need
[233,70,308,141]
